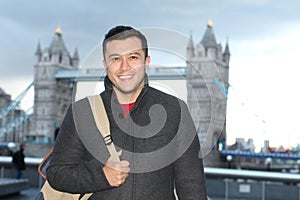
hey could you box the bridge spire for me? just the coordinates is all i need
[55,24,63,36]
[208,19,213,27]
[187,33,195,60]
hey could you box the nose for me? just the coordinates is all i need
[120,56,131,71]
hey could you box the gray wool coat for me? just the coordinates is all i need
[47,76,207,200]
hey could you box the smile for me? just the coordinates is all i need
[118,74,134,81]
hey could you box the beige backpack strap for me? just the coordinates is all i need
[87,95,120,162]
[80,193,93,200]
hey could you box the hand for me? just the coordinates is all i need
[103,150,130,187]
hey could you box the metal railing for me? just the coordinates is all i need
[205,167,300,200]
[1,156,300,199]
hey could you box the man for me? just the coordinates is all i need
[12,143,26,179]
[47,25,207,199]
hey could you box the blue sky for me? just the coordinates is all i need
[1,0,300,149]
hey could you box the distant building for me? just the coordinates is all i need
[0,88,12,142]
[0,88,11,108]
[186,20,230,166]
[0,88,28,143]
[28,26,79,143]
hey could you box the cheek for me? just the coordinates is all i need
[105,68,115,81]
[106,66,122,83]
[106,65,117,75]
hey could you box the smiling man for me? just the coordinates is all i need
[103,34,150,104]
[47,25,207,199]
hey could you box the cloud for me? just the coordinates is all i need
[0,17,36,77]
[226,22,300,148]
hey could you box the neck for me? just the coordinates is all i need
[113,85,144,104]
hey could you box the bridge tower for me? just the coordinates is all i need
[28,26,79,144]
[186,20,230,166]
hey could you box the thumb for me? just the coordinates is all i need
[109,150,121,162]
[117,150,122,157]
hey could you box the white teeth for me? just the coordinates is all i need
[119,75,133,79]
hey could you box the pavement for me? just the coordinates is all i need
[0,188,218,200]
[0,188,232,200]
[1,187,40,200]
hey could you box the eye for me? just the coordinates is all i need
[129,55,139,60]
[130,56,137,60]
[110,56,120,62]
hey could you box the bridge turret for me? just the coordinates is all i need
[72,48,80,68]
[186,33,195,61]
[34,41,42,63]
[201,19,218,59]
[48,25,74,67]
[61,49,71,66]
[51,44,60,64]
[223,41,230,65]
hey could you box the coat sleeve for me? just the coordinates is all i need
[174,101,207,200]
[46,105,113,194]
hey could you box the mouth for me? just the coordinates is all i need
[118,74,134,81]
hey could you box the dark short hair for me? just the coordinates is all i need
[102,25,148,59]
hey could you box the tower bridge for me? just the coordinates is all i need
[1,22,230,162]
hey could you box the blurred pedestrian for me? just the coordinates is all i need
[12,143,26,179]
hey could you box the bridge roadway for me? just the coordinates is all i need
[221,149,300,160]
[55,66,187,81]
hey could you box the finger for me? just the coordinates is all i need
[120,166,130,173]
[119,175,128,185]
[117,168,129,174]
[119,161,130,172]
[116,167,129,176]
[121,167,130,173]
[116,174,127,185]
[119,160,130,167]
[123,172,129,179]
[117,165,130,173]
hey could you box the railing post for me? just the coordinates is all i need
[224,178,229,200]
[262,181,265,200]
[298,184,300,200]
[1,165,4,178]
[39,175,43,188]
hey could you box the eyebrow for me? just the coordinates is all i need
[108,51,142,59]
[108,54,120,59]
[128,52,142,56]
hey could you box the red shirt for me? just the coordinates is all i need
[120,102,135,117]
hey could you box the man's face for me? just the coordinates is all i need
[103,37,150,98]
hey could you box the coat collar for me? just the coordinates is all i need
[103,74,149,109]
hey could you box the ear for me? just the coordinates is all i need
[145,56,150,71]
[102,59,108,71]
